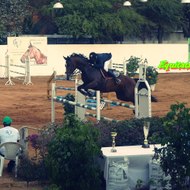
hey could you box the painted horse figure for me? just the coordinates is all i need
[64,53,157,104]
[20,43,47,64]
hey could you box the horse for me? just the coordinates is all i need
[64,53,157,105]
[20,43,47,64]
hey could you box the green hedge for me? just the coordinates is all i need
[95,116,164,147]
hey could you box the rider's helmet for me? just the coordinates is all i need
[89,52,97,64]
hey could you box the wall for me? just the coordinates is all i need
[0,44,188,77]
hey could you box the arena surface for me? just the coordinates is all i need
[0,73,189,129]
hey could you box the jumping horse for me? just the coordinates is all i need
[64,53,157,104]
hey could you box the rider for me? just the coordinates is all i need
[89,52,121,84]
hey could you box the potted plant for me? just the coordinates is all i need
[146,66,158,91]
[125,56,141,77]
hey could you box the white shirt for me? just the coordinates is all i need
[0,126,20,155]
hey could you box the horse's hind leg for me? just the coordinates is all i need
[115,90,135,104]
[115,90,136,114]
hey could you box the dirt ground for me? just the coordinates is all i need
[0,72,189,130]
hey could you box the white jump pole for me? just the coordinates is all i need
[75,78,86,120]
[25,56,33,85]
[0,54,9,79]
[5,55,15,85]
[74,77,78,116]
[96,91,101,121]
[5,55,32,85]
[51,82,56,123]
[123,62,127,75]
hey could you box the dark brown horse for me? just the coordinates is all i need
[64,53,157,104]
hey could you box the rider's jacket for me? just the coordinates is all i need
[89,52,112,69]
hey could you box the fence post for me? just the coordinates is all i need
[51,83,56,123]
[25,56,33,85]
[5,55,15,85]
[75,79,86,120]
[96,91,101,121]
[19,127,29,156]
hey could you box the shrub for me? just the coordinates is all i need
[95,117,164,147]
[43,184,61,190]
[45,114,102,190]
[18,156,48,185]
[18,124,62,185]
[158,103,190,189]
[28,134,39,158]
[94,119,118,147]
[125,56,141,77]
[28,134,39,149]
[62,93,75,115]
[37,123,59,159]
[146,66,158,85]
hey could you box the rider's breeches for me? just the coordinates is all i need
[104,60,111,72]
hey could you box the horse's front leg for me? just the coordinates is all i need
[77,84,89,96]
[83,81,99,97]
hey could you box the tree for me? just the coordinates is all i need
[118,7,149,42]
[53,0,147,43]
[136,0,183,43]
[0,0,31,36]
[181,3,190,37]
[1,0,185,44]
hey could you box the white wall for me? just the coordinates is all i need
[0,44,188,76]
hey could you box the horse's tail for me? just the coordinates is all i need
[151,95,158,102]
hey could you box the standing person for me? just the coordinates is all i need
[89,52,121,84]
[0,116,20,172]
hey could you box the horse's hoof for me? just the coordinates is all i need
[79,89,88,96]
[87,90,96,97]
[88,92,96,97]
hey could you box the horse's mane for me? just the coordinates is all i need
[29,44,42,53]
[70,53,89,62]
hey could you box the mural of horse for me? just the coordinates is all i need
[64,53,157,104]
[20,43,47,64]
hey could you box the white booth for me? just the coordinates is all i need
[101,145,161,190]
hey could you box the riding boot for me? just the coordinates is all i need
[107,70,121,84]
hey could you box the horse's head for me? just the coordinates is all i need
[20,49,29,63]
[64,54,90,80]
[20,44,47,64]
[64,55,77,80]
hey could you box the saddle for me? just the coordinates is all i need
[90,62,120,81]
[100,69,110,79]
[100,69,120,80]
